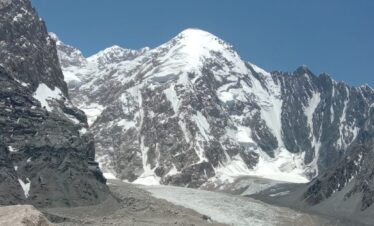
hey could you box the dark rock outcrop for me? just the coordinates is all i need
[0,0,109,207]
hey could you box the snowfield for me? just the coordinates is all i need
[140,185,333,226]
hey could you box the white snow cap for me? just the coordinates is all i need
[159,28,247,74]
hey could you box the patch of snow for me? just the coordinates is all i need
[64,113,80,124]
[163,84,179,114]
[239,179,282,196]
[218,91,234,103]
[13,13,23,22]
[213,154,253,184]
[63,70,82,83]
[269,191,290,197]
[178,119,190,143]
[8,146,17,153]
[192,111,211,141]
[79,127,87,135]
[18,178,31,198]
[248,149,309,183]
[133,175,160,186]
[304,92,321,176]
[237,126,254,143]
[117,119,135,130]
[165,164,179,177]
[103,173,117,180]
[304,92,321,135]
[337,87,350,149]
[33,83,63,111]
[79,103,105,126]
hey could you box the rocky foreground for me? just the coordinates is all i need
[0,205,52,226]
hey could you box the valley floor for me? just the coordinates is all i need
[39,179,348,226]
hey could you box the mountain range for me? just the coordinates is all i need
[1,0,373,224]
[54,28,373,187]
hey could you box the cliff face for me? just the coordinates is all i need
[0,0,109,207]
[301,103,374,222]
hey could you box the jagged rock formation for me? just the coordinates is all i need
[0,0,108,207]
[55,28,374,189]
[300,102,374,224]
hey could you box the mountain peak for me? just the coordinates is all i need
[175,28,224,49]
[87,45,149,65]
[164,28,246,73]
[178,28,216,38]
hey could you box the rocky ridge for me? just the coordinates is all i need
[0,0,109,207]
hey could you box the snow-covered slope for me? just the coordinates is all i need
[55,28,374,188]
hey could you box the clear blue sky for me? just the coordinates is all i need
[31,0,373,87]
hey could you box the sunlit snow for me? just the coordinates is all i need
[18,178,31,198]
[33,83,63,111]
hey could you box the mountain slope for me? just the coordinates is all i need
[56,28,374,189]
[0,0,108,207]
[299,103,374,225]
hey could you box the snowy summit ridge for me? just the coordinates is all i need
[54,28,374,188]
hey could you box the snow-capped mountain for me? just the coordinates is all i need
[56,28,374,188]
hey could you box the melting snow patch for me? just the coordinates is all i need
[18,178,31,198]
[33,83,63,111]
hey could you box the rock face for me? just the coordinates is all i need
[0,205,52,226]
[301,103,374,221]
[56,28,374,188]
[0,0,108,207]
